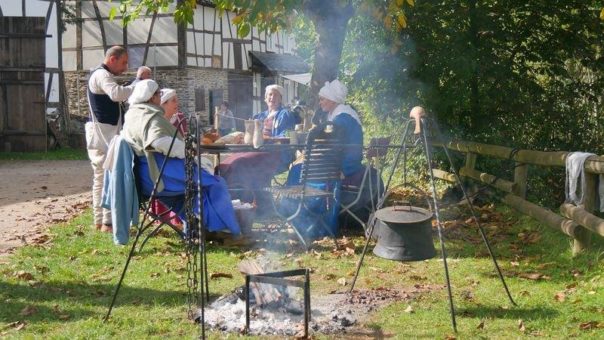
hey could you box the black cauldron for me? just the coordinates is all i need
[373,205,436,261]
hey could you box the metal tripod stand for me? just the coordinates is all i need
[349,116,516,332]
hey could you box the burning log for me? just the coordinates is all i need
[238,260,282,305]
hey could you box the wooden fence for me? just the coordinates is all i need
[431,140,604,255]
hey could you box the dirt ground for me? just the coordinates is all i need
[0,160,92,260]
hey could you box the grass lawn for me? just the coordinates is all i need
[0,205,603,339]
[0,148,87,161]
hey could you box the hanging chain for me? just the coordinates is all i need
[184,121,199,320]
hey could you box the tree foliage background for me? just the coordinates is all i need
[297,0,604,205]
[117,0,603,205]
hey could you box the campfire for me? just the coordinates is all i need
[198,257,430,337]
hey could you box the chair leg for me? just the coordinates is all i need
[104,226,145,321]
[138,223,163,252]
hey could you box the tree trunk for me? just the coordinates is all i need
[303,0,354,109]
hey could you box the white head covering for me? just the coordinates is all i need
[319,79,347,104]
[160,88,177,105]
[328,104,362,126]
[128,79,159,105]
[265,84,284,98]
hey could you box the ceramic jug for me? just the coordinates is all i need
[244,120,254,144]
[253,120,263,148]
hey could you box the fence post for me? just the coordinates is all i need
[572,173,596,255]
[513,163,528,199]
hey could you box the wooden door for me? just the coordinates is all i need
[227,72,253,131]
[0,17,46,152]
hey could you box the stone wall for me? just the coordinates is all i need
[63,67,229,128]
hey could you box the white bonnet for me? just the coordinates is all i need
[128,79,159,105]
[265,84,284,98]
[160,88,177,105]
[319,79,347,104]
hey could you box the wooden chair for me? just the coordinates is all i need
[267,123,343,248]
[339,137,389,232]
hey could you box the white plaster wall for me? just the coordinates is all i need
[148,45,177,67]
[45,72,60,102]
[104,19,124,46]
[150,16,177,44]
[62,20,77,49]
[128,17,152,44]
[82,20,102,47]
[82,48,104,70]
[63,51,76,71]
[0,0,22,16]
[25,0,47,16]
[45,2,58,68]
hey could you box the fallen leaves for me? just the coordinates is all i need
[2,321,26,331]
[14,271,34,281]
[518,319,526,333]
[517,231,541,244]
[19,306,37,317]
[517,272,551,281]
[476,319,485,329]
[210,272,233,279]
[579,321,604,330]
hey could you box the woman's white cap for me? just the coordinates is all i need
[128,79,159,105]
[318,79,347,104]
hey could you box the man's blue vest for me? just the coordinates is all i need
[87,64,123,125]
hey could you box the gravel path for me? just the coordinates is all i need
[0,160,92,260]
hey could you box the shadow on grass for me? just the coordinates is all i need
[0,279,221,324]
[458,305,559,321]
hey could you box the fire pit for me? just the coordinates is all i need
[245,269,311,337]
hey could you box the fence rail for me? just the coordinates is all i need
[432,140,604,255]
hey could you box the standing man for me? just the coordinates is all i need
[131,66,152,86]
[85,46,133,232]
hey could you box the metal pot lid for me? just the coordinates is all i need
[375,206,433,224]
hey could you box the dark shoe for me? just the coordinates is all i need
[100,224,113,233]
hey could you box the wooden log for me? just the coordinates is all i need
[432,168,456,183]
[459,167,516,193]
[573,173,597,253]
[560,203,604,237]
[501,194,579,237]
[465,152,477,171]
[513,163,529,199]
[238,260,282,305]
[438,140,604,174]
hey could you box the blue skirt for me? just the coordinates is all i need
[137,154,240,234]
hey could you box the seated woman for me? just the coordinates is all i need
[288,79,364,183]
[122,80,240,234]
[148,88,188,228]
[284,79,364,238]
[218,84,296,207]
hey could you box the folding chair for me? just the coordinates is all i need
[104,136,189,320]
[267,123,343,248]
[136,183,186,251]
[339,137,389,232]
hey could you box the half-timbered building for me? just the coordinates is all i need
[62,0,309,131]
[0,0,308,151]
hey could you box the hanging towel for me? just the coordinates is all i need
[564,152,604,211]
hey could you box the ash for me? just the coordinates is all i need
[200,291,360,336]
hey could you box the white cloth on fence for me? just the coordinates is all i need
[565,151,604,212]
